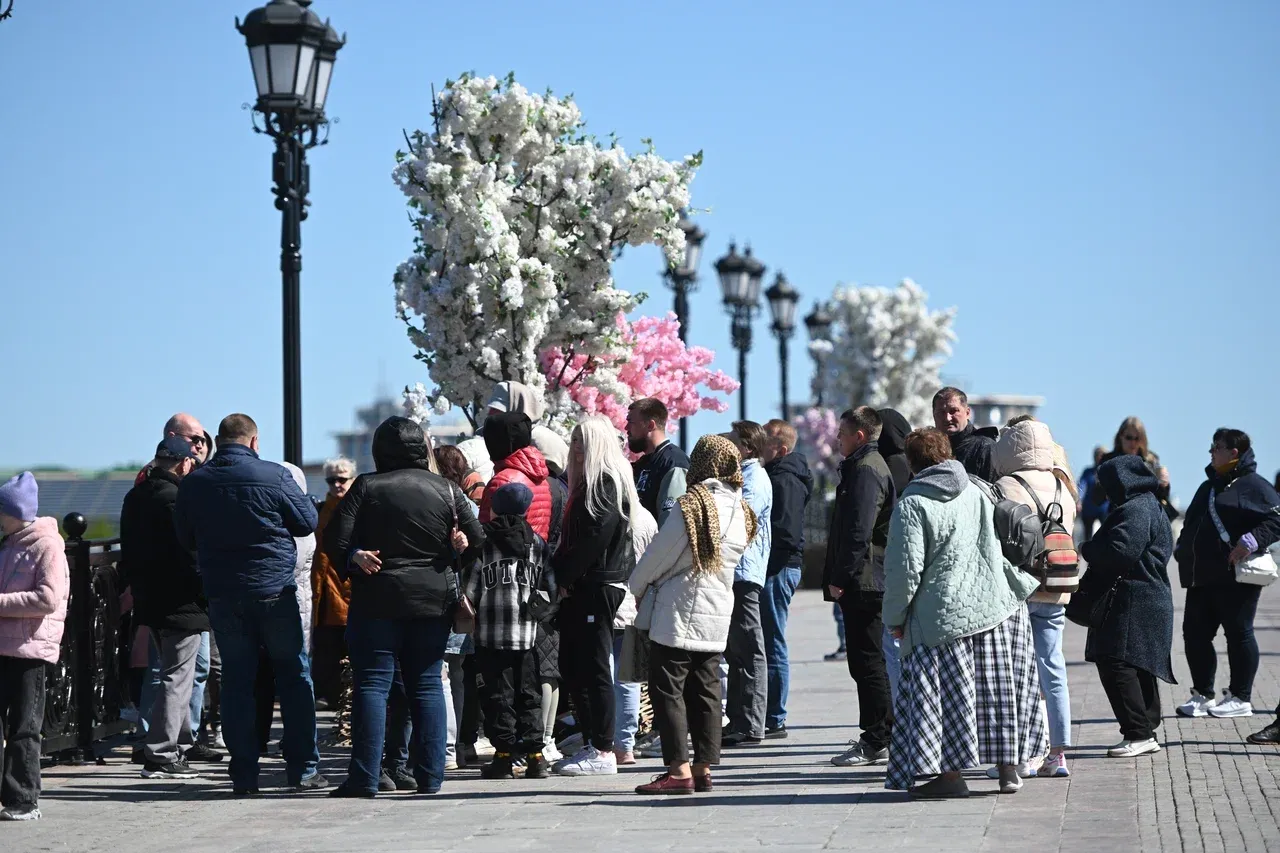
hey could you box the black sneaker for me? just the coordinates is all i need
[524,752,550,779]
[232,787,261,798]
[328,783,375,798]
[1247,722,1280,745]
[721,731,763,748]
[387,767,417,790]
[764,725,789,740]
[295,772,329,791]
[184,743,224,763]
[378,770,397,792]
[824,647,848,662]
[141,760,200,779]
[131,746,147,765]
[481,753,515,779]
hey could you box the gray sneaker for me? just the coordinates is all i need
[0,804,41,821]
[295,772,329,791]
[830,740,888,766]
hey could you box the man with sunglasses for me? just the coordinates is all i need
[312,457,357,708]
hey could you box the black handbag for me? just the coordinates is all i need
[1065,573,1119,628]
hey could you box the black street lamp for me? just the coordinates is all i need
[237,0,344,465]
[804,302,833,408]
[0,1,13,21]
[765,272,799,421]
[663,215,706,452]
[716,243,765,422]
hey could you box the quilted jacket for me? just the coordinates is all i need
[882,460,1039,651]
[0,517,70,663]
[993,420,1080,605]
[629,480,749,653]
[481,446,553,541]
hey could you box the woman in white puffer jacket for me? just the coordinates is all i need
[629,435,754,795]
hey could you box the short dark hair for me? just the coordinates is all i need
[731,421,767,460]
[628,397,669,429]
[932,387,968,409]
[905,427,953,473]
[433,444,470,487]
[840,406,882,441]
[217,413,258,444]
[1213,428,1251,457]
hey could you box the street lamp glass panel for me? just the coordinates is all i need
[293,44,316,96]
[716,245,748,306]
[683,238,702,276]
[768,278,799,330]
[308,55,334,111]
[249,45,270,97]
[267,43,301,96]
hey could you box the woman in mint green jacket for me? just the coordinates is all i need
[881,429,1044,798]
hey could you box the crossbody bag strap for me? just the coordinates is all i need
[1206,489,1233,545]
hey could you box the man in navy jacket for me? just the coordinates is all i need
[176,413,322,795]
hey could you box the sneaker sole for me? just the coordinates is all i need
[1246,736,1280,746]
[1208,708,1253,718]
[1175,707,1210,718]
[558,767,618,777]
[141,770,200,779]
[1108,744,1161,758]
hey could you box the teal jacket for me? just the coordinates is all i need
[882,460,1039,651]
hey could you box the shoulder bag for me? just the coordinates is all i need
[445,481,477,633]
[1208,487,1278,587]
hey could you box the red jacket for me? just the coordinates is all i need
[480,446,553,540]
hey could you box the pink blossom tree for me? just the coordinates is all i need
[795,407,841,487]
[540,312,739,434]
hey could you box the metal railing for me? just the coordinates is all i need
[41,513,133,761]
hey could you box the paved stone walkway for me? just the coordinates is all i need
[11,588,1280,852]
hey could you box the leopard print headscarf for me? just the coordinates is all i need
[678,434,758,575]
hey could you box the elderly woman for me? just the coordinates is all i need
[629,435,755,795]
[882,429,1044,798]
[311,456,355,709]
[325,418,483,797]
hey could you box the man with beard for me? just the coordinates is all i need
[626,398,690,527]
[932,387,998,482]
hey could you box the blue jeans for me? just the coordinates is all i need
[611,634,640,752]
[1028,602,1071,749]
[833,601,846,648]
[346,615,451,794]
[761,566,802,729]
[190,631,209,739]
[208,592,318,789]
[135,630,209,741]
[882,624,901,706]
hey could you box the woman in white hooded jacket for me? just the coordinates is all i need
[629,435,754,795]
[992,418,1079,779]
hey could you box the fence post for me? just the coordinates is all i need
[64,513,95,764]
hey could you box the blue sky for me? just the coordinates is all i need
[2,0,1277,504]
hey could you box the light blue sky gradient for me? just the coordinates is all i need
[1,0,1276,502]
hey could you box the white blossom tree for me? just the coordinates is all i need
[393,72,702,426]
[818,279,956,426]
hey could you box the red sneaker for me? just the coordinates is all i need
[634,773,694,795]
[694,773,713,793]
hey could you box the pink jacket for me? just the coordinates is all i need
[0,517,70,663]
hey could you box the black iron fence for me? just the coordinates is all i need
[41,513,133,761]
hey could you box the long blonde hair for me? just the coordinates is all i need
[569,417,642,529]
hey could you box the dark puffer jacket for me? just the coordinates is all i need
[325,417,485,621]
[1080,455,1176,683]
[176,443,317,600]
[877,409,912,494]
[949,423,998,483]
[1175,447,1280,588]
[121,468,209,632]
[764,451,813,575]
[553,477,635,588]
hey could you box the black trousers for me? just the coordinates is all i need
[648,642,722,766]
[312,624,348,706]
[476,646,544,753]
[558,583,624,751]
[444,652,466,748]
[254,648,275,752]
[0,656,44,808]
[1183,583,1262,703]
[460,653,482,746]
[838,592,893,751]
[1096,657,1162,741]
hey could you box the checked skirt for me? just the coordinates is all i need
[885,605,1047,790]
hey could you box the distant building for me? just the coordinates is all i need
[967,394,1044,429]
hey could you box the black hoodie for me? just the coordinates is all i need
[877,409,912,494]
[949,423,999,482]
[1174,447,1280,588]
[764,451,814,575]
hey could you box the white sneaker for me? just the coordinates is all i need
[473,736,496,758]
[552,746,590,773]
[1176,690,1216,718]
[542,743,563,763]
[555,745,618,777]
[984,761,1037,780]
[1208,691,1253,718]
[1108,739,1161,758]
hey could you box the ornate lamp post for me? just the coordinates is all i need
[663,215,706,451]
[765,272,800,421]
[804,302,833,408]
[716,244,765,422]
[0,2,13,22]
[237,0,344,465]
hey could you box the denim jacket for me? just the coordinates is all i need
[734,459,773,586]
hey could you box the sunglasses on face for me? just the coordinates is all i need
[326,477,350,486]
[1122,434,1140,442]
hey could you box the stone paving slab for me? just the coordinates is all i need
[8,586,1280,852]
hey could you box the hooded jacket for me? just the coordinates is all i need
[734,458,773,586]
[120,467,209,633]
[950,423,999,483]
[175,443,317,600]
[882,461,1037,651]
[764,451,813,575]
[464,514,553,652]
[480,412,554,540]
[1174,447,1280,588]
[325,417,485,621]
[0,517,70,663]
[993,420,1080,604]
[823,441,896,597]
[455,381,571,481]
[1079,455,1175,683]
[877,409,913,494]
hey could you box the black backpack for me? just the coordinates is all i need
[969,476,1044,571]
[1009,474,1080,593]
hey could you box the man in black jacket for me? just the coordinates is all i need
[932,387,997,482]
[759,419,813,738]
[822,407,897,766]
[121,436,212,779]
[627,398,689,526]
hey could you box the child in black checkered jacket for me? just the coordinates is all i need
[462,483,554,779]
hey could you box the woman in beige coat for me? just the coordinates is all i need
[628,435,755,795]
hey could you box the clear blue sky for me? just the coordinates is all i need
[2,0,1277,504]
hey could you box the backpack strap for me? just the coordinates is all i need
[1010,474,1048,517]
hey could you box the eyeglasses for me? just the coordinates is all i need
[179,433,207,446]
[326,477,350,486]
[1122,434,1140,442]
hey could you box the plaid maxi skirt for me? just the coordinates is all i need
[885,605,1047,790]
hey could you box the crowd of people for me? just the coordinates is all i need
[1,382,1279,818]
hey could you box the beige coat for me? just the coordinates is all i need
[993,420,1078,605]
[629,480,749,653]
